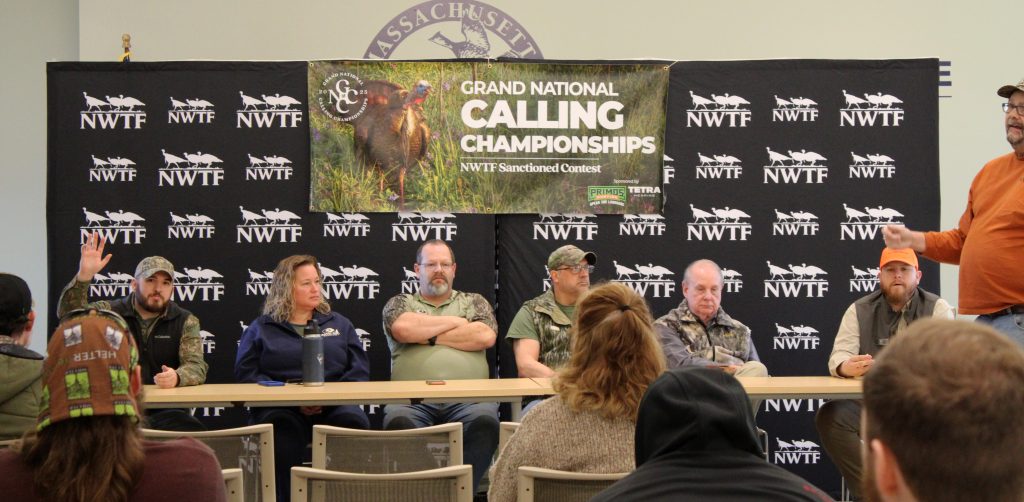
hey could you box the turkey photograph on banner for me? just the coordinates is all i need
[307,60,668,213]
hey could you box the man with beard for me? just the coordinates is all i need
[57,231,207,431]
[861,319,1024,502]
[883,79,1024,347]
[381,239,499,494]
[815,248,952,501]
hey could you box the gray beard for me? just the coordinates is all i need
[421,281,449,297]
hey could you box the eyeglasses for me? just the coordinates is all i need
[419,262,454,271]
[1002,102,1024,115]
[554,264,595,274]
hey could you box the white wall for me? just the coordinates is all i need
[6,0,1013,351]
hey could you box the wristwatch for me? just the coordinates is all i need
[428,336,437,346]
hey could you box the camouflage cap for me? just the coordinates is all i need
[135,256,174,280]
[547,245,597,270]
[997,78,1024,98]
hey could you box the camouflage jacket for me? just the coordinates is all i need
[57,278,207,386]
[653,301,759,367]
[381,290,498,349]
[506,290,573,370]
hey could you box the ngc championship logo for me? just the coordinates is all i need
[316,71,368,122]
[364,1,542,60]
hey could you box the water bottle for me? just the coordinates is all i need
[302,320,324,386]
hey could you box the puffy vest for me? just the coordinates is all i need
[108,296,191,385]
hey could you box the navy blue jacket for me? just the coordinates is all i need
[234,310,369,384]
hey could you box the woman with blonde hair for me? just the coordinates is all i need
[488,282,666,502]
[235,254,369,501]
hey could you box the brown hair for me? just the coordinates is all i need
[554,282,666,420]
[863,318,1024,501]
[19,416,145,502]
[262,255,329,322]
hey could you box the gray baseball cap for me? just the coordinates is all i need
[997,78,1024,98]
[134,256,175,280]
[547,245,597,270]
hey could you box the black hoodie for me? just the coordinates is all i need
[592,367,834,502]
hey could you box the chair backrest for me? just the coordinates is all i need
[291,465,473,502]
[516,466,628,502]
[222,468,243,502]
[0,439,19,450]
[143,424,274,502]
[498,421,520,455]
[312,422,462,473]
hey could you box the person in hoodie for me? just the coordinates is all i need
[591,366,834,502]
[0,273,43,440]
[235,254,370,502]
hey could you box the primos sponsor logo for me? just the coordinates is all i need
[391,212,457,242]
[772,323,821,350]
[772,209,819,237]
[364,2,542,60]
[319,264,380,300]
[315,71,368,122]
[850,265,880,293]
[587,186,627,207]
[840,204,904,240]
[772,437,821,465]
[686,205,752,241]
[80,92,146,130]
[771,95,819,122]
[849,152,896,179]
[167,212,215,239]
[237,207,302,243]
[619,214,666,237]
[840,90,904,127]
[237,91,304,128]
[695,152,743,180]
[764,261,829,298]
[763,147,828,184]
[175,266,225,302]
[324,213,370,238]
[613,262,676,299]
[88,154,137,182]
[80,208,147,245]
[533,213,597,240]
[88,270,133,298]
[168,97,215,124]
[686,91,752,127]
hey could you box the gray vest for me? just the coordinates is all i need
[855,287,939,356]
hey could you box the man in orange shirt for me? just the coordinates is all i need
[883,78,1024,347]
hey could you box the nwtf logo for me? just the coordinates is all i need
[199,330,216,354]
[80,208,147,245]
[237,207,302,243]
[722,268,743,293]
[175,266,225,302]
[245,153,293,181]
[695,152,743,180]
[612,262,676,298]
[662,154,676,185]
[320,264,380,300]
[686,205,751,241]
[392,212,457,242]
[764,261,829,298]
[168,97,215,124]
[849,152,896,179]
[355,328,372,352]
[88,154,137,182]
[772,95,819,122]
[80,92,146,129]
[619,214,666,236]
[168,212,215,239]
[324,213,370,238]
[159,149,225,186]
[772,323,821,350]
[840,204,904,240]
[245,269,274,296]
[685,91,751,127]
[772,209,819,236]
[237,91,304,128]
[850,265,880,293]
[763,147,828,184]
[764,398,826,413]
[772,438,821,465]
[840,90,904,127]
[87,271,133,298]
[532,213,597,241]
[400,266,420,294]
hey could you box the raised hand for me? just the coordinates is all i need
[77,231,113,282]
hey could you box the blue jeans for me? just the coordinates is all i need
[383,402,499,492]
[975,312,1024,348]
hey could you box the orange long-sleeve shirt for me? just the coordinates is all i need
[923,152,1024,314]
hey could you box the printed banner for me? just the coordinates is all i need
[307,60,668,213]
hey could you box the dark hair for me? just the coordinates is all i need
[863,318,1024,501]
[0,312,31,336]
[415,240,455,265]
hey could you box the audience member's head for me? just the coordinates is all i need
[20,310,144,502]
[554,282,666,420]
[262,254,328,322]
[0,273,35,343]
[862,318,1024,502]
